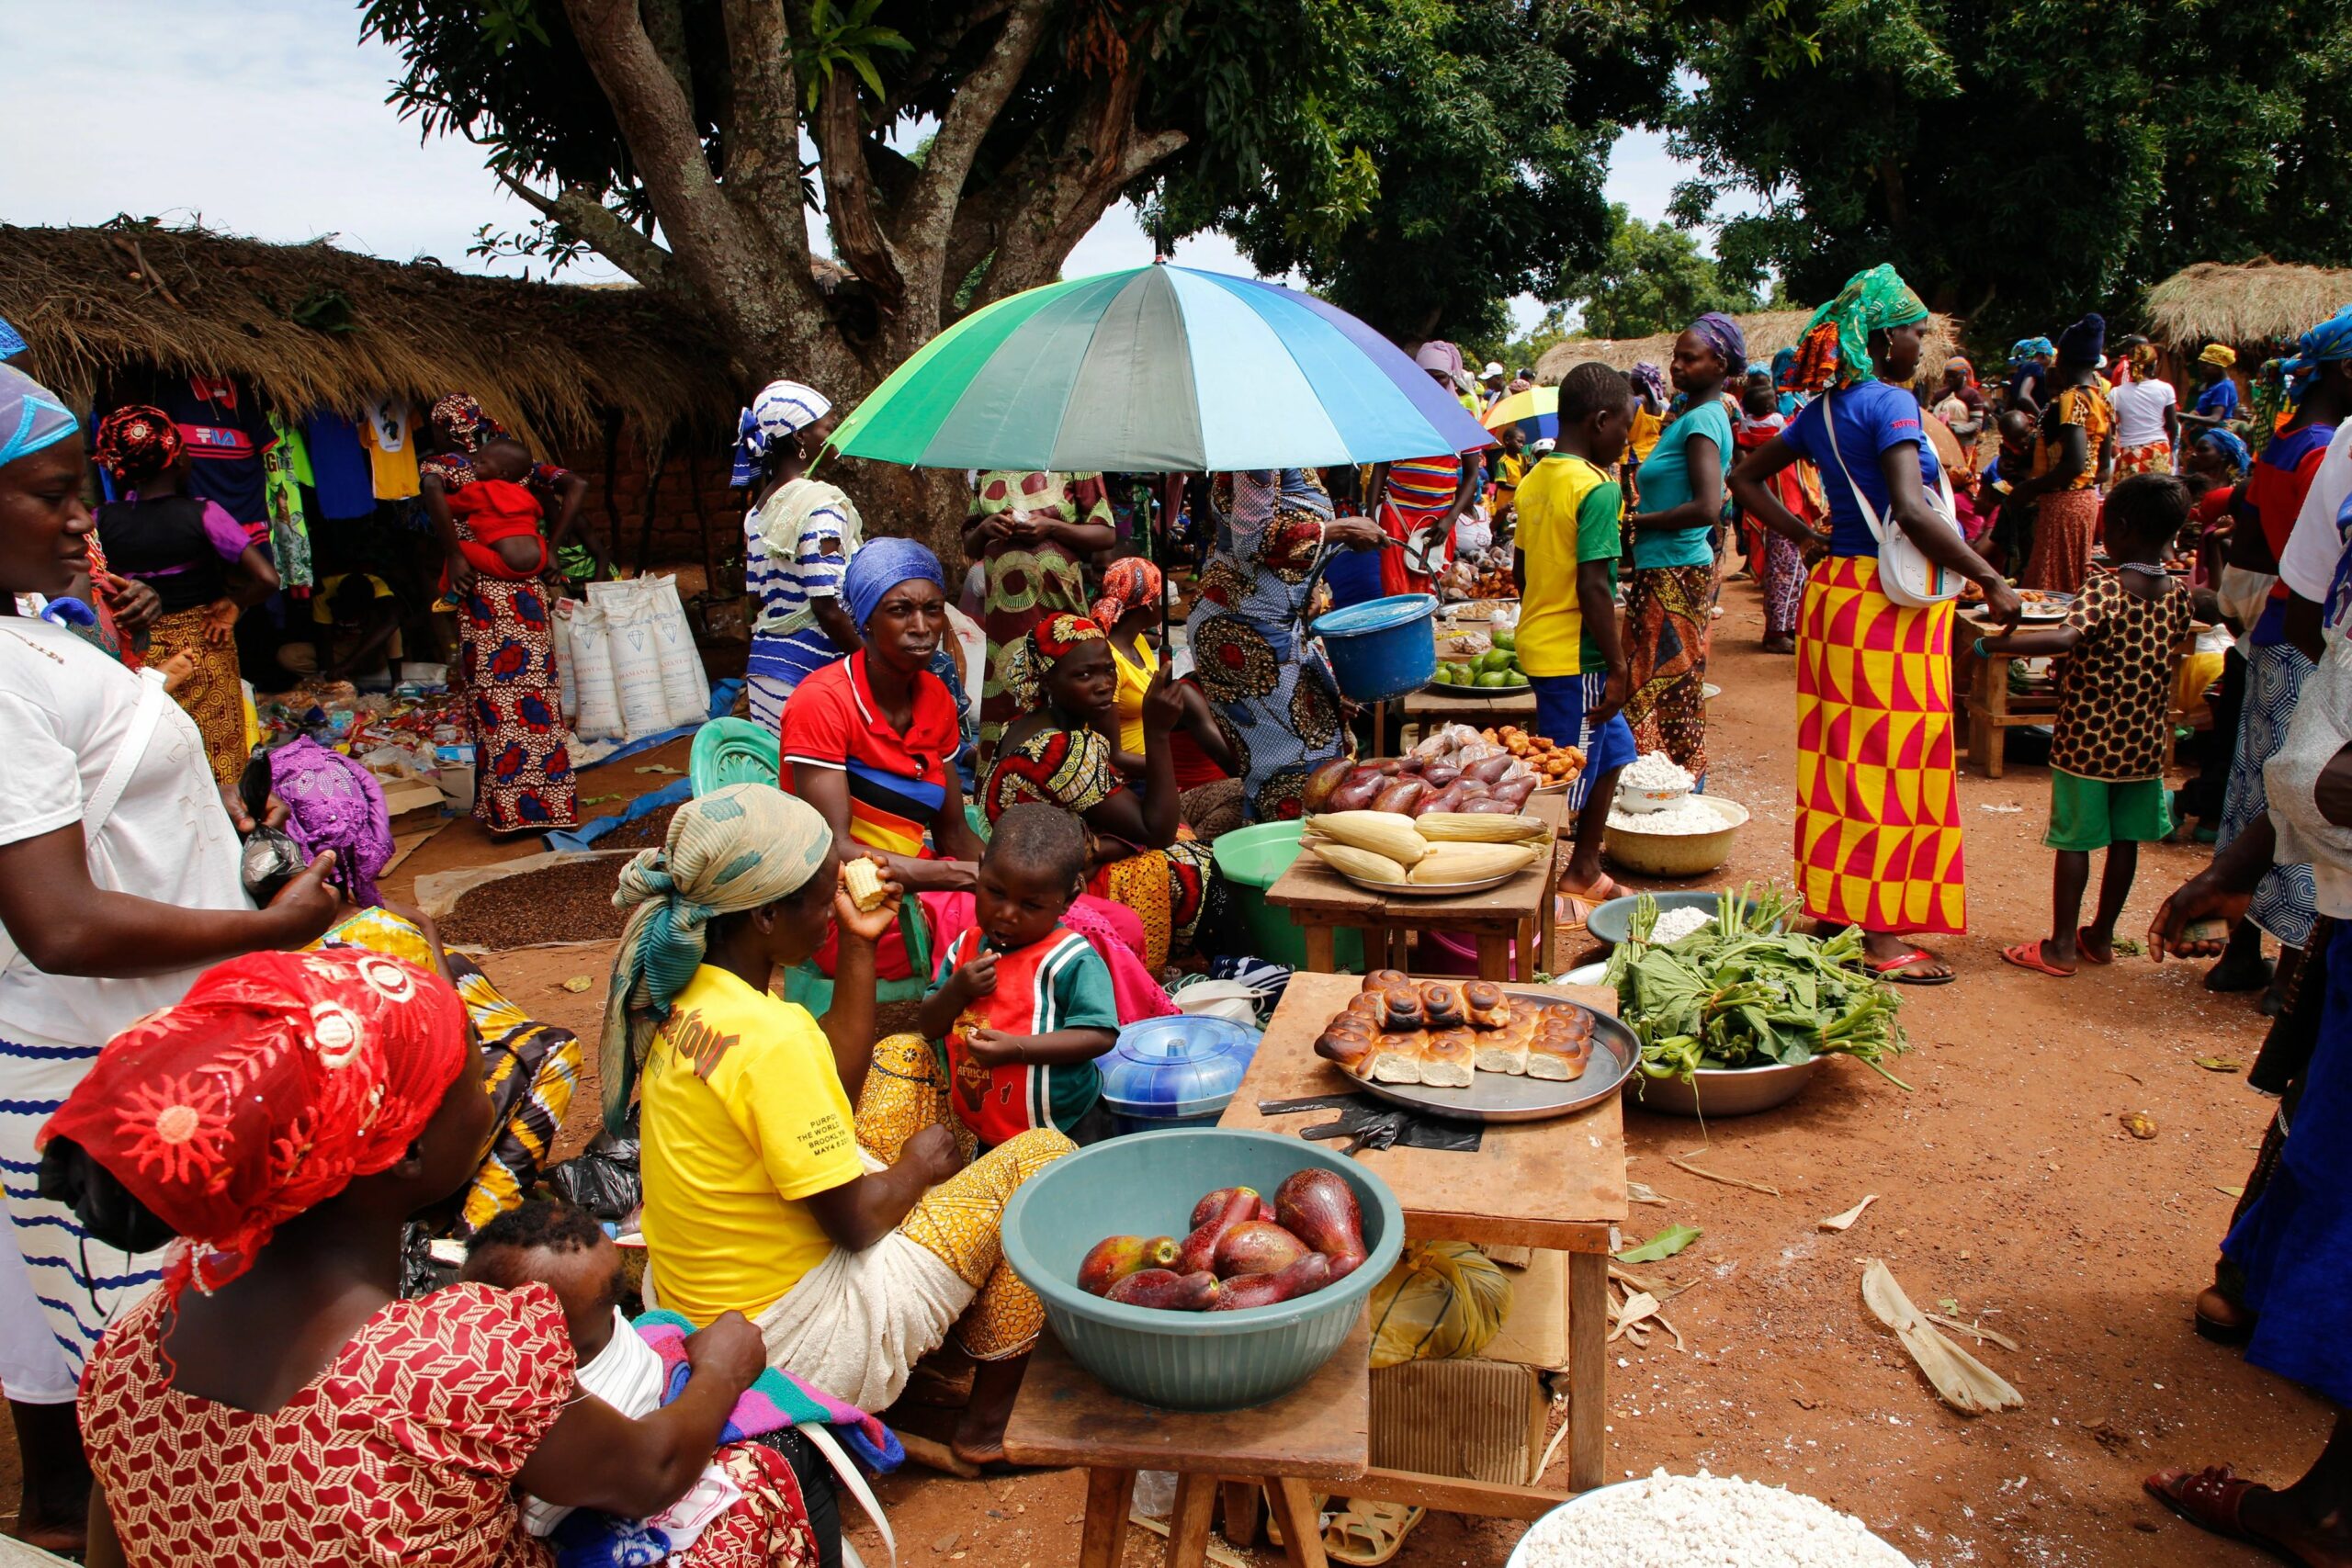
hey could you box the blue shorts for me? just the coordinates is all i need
[1529,671,1637,813]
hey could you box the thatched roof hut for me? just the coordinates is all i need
[2143,260,2352,354]
[1534,309,1962,386]
[0,222,741,447]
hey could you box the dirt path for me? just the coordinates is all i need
[6,593,2312,1565]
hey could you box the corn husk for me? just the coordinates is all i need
[1307,811,1430,866]
[1406,841,1536,885]
[1860,1258,2023,1415]
[1312,842,1409,884]
[842,857,888,911]
[1416,811,1548,844]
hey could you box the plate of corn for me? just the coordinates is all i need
[1300,810,1552,896]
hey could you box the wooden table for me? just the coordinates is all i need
[1219,972,1628,1507]
[1401,684,1540,746]
[1003,1319,1370,1567]
[1958,606,2204,779]
[1267,791,1565,980]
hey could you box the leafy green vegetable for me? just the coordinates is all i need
[1603,885,1911,1088]
[1614,1224,1702,1264]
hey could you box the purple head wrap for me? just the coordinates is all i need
[267,737,393,908]
[1630,363,1668,406]
[1690,312,1747,375]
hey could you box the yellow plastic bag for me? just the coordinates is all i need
[1367,1242,1512,1369]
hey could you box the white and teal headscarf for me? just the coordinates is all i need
[0,364,77,470]
[599,783,833,1130]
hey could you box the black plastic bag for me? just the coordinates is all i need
[240,827,306,906]
[544,1128,642,1222]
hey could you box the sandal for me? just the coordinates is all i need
[2076,928,2115,965]
[1870,947,1957,986]
[2001,941,2075,979]
[2194,1285,2256,1346]
[2143,1466,2299,1561]
[1325,1498,1427,1566]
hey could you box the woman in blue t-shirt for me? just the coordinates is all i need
[1729,265,2018,986]
[1620,313,1741,781]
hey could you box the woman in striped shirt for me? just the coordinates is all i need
[737,380,865,730]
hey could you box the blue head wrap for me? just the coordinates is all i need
[0,317,25,363]
[2009,336,2055,368]
[2283,304,2352,404]
[1770,346,1799,390]
[730,378,832,487]
[2055,313,2107,367]
[2196,427,2251,479]
[0,365,78,470]
[842,536,945,635]
[1690,312,1747,376]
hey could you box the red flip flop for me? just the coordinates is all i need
[2075,927,2115,964]
[1869,948,1956,986]
[2001,941,2075,978]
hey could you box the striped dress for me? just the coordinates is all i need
[745,477,864,728]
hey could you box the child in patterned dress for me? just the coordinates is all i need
[1978,474,2196,976]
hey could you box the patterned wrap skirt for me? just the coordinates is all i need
[2219,639,2319,948]
[1185,606,1349,824]
[2023,487,2100,594]
[1794,554,1965,936]
[147,604,247,788]
[2114,439,2172,479]
[458,578,580,832]
[1623,563,1714,779]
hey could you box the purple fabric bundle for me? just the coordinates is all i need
[266,737,393,908]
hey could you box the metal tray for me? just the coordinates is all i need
[1419,677,1533,698]
[1327,865,1527,898]
[1333,992,1640,1122]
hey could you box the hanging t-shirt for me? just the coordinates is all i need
[301,411,378,519]
[360,395,421,500]
[0,617,249,1046]
[154,376,275,536]
[1780,381,1941,558]
[1631,400,1733,570]
[637,964,865,1326]
[264,413,314,592]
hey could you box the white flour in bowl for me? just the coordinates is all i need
[1512,1471,1915,1568]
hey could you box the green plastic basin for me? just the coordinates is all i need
[1211,821,1363,972]
[999,1127,1403,1410]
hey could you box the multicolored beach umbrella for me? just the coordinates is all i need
[830,264,1496,472]
[1481,384,1557,446]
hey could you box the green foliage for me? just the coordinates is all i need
[1661,0,2352,343]
[1150,0,1674,343]
[1554,202,1757,339]
[797,0,913,108]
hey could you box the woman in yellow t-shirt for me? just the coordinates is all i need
[1091,558,1239,828]
[603,784,1075,1468]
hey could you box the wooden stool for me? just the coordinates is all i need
[1002,1316,1371,1567]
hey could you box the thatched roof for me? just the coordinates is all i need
[0,223,743,447]
[1535,309,1962,385]
[2143,260,2352,352]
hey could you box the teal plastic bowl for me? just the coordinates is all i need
[1211,821,1364,971]
[1000,1127,1404,1410]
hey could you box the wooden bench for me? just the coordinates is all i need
[1001,1318,1371,1567]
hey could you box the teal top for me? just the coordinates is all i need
[1631,399,1733,570]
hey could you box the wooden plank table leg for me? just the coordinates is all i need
[1265,1476,1331,1568]
[1566,1248,1609,1492]
[1167,1472,1219,1566]
[1984,652,2010,781]
[1476,932,1510,982]
[1080,1468,1137,1568]
[1220,1480,1263,1550]
[1302,926,1336,974]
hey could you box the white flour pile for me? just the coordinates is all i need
[1512,1471,1915,1568]
[1608,797,1727,835]
[1621,751,1695,792]
[1647,907,1714,944]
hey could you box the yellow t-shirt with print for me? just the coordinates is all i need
[639,964,865,1326]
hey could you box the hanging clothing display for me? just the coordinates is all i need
[157,375,275,540]
[264,412,314,592]
[302,410,378,519]
[360,394,421,500]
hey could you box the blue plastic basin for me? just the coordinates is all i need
[1311,593,1439,703]
[1000,1127,1404,1410]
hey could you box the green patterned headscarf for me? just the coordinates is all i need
[599,783,833,1131]
[1792,265,1930,392]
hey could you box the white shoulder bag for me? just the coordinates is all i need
[1821,389,1966,607]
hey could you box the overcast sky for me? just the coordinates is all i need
[2,0,1701,332]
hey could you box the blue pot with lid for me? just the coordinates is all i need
[1098,1015,1260,1134]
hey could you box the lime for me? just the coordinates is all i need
[1477,671,1508,688]
[1434,663,1458,684]
[1479,649,1513,673]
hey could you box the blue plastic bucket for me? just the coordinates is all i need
[1311,593,1439,703]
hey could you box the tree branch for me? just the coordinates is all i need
[875,0,1012,123]
[497,174,682,290]
[717,0,806,231]
[640,0,694,102]
[895,0,1055,293]
[816,76,907,309]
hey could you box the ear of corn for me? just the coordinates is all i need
[1306,811,1430,865]
[1312,842,1410,884]
[842,857,889,911]
[1407,842,1536,884]
[1416,811,1549,844]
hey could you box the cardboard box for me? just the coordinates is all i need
[379,776,447,826]
[1366,1248,1568,1486]
[1481,1247,1566,1370]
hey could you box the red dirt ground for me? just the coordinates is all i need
[5,591,2315,1566]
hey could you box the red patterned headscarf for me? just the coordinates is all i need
[1090,558,1162,628]
[94,404,185,483]
[1004,612,1105,709]
[429,391,505,455]
[40,951,470,1297]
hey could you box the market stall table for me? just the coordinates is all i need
[1002,1318,1370,1568]
[1218,972,1627,1506]
[1401,683,1539,747]
[1957,603,2204,779]
[1266,790,1565,979]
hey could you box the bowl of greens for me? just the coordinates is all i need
[1603,887,1911,1119]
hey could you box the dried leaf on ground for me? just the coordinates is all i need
[559,975,594,993]
[1669,1155,1781,1196]
[2217,1184,2246,1199]
[2193,1056,2245,1073]
[1610,1289,1661,1343]
[1926,1312,2022,1352]
[1615,1224,1702,1264]
[1819,1195,1878,1232]
[1627,1181,1671,1206]
[2120,1111,2158,1140]
[1860,1258,2024,1415]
